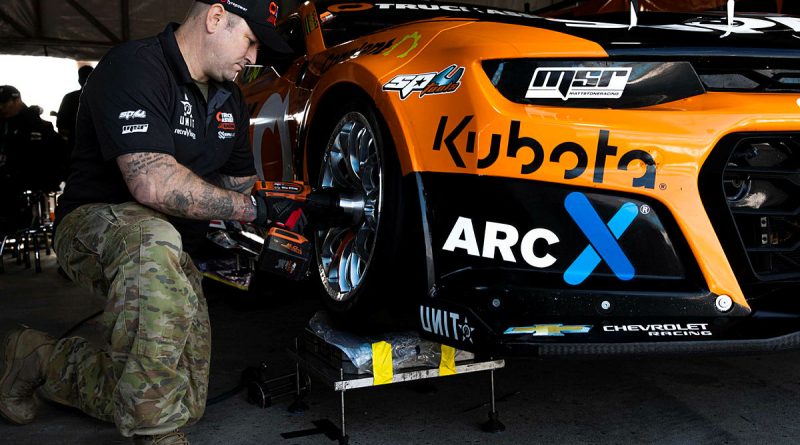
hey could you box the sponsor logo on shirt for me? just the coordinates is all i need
[119,110,147,120]
[179,93,195,129]
[218,131,235,140]
[175,127,196,140]
[122,124,149,134]
[216,111,235,131]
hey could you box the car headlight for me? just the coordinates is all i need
[482,60,705,109]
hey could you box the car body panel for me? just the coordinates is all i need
[240,1,800,354]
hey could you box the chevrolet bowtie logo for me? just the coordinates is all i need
[504,324,592,336]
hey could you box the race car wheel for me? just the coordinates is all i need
[312,100,412,325]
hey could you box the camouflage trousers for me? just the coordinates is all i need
[49,202,210,437]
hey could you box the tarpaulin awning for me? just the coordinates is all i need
[0,0,580,60]
[0,0,199,60]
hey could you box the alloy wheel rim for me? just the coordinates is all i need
[317,112,382,302]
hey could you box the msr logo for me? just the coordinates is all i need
[433,116,657,189]
[526,67,632,100]
[563,192,637,285]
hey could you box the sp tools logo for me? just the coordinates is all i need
[563,192,638,285]
[526,67,632,100]
[119,110,146,120]
[383,64,465,100]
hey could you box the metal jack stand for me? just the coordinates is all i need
[288,336,506,445]
[288,338,310,414]
[481,361,505,433]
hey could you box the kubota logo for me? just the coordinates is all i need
[433,116,657,189]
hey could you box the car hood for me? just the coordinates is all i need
[316,1,800,57]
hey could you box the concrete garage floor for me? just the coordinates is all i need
[2,253,800,444]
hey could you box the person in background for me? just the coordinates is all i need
[0,85,64,232]
[57,65,94,158]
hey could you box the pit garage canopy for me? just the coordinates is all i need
[0,0,203,60]
[0,0,552,60]
[535,0,793,16]
[0,1,793,61]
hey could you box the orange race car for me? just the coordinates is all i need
[238,0,800,355]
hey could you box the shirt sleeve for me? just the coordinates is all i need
[83,46,175,161]
[219,86,257,177]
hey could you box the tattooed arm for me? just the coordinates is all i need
[117,152,257,221]
[208,173,257,194]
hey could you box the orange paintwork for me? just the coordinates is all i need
[242,2,800,313]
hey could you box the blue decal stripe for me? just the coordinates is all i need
[564,245,602,285]
[564,193,638,285]
[565,193,635,279]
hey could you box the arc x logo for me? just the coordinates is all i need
[563,192,638,285]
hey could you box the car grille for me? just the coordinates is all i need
[700,133,800,294]
[698,70,800,93]
[691,58,800,93]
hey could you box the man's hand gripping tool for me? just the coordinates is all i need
[251,181,346,280]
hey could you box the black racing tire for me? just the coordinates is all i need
[308,98,420,330]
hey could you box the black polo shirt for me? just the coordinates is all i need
[56,23,256,248]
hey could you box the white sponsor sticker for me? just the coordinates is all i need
[442,216,559,269]
[526,67,632,100]
[419,305,475,343]
[218,131,235,140]
[603,323,712,337]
